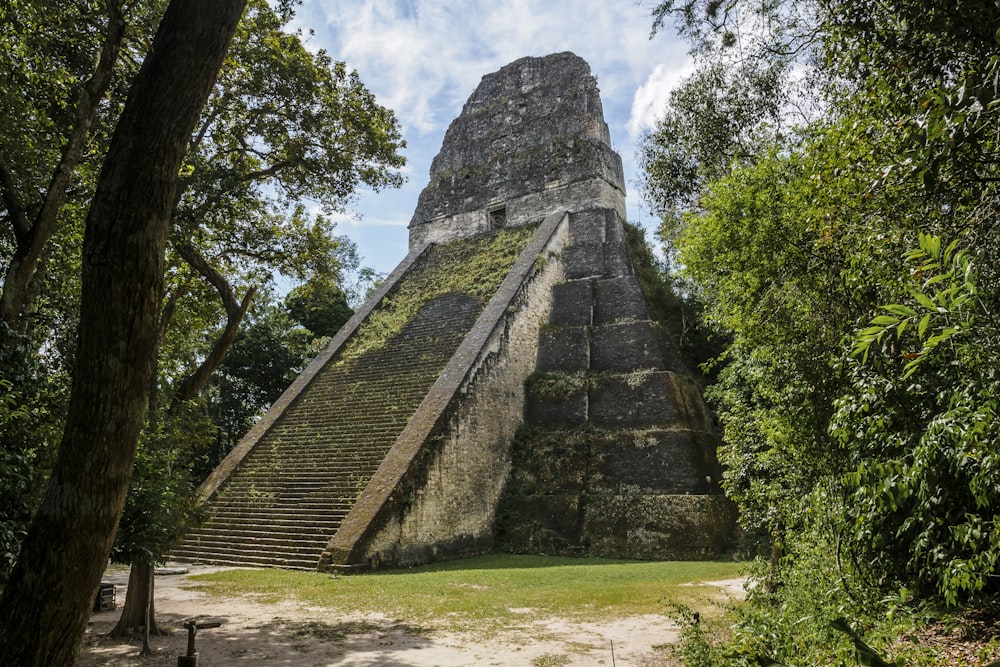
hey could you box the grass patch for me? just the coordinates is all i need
[188,554,742,635]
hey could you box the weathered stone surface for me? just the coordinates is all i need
[525,378,588,427]
[563,242,606,279]
[408,53,626,249]
[536,326,590,373]
[588,371,681,428]
[604,209,624,243]
[604,241,633,277]
[581,494,736,560]
[590,429,720,494]
[549,281,593,326]
[505,429,591,492]
[589,320,665,373]
[496,494,583,554]
[593,276,648,324]
[175,233,532,571]
[568,209,607,245]
[322,213,570,570]
[668,374,718,433]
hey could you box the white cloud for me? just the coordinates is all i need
[627,60,695,142]
[291,0,692,271]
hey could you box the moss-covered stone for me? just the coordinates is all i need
[338,225,536,362]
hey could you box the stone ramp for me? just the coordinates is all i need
[172,227,539,569]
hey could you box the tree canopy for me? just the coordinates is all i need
[0,0,404,659]
[642,0,1000,662]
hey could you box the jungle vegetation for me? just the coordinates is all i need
[640,1,1000,664]
[0,0,403,662]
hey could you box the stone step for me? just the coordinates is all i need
[209,499,357,514]
[222,461,382,472]
[216,478,374,494]
[171,546,320,570]
[178,527,330,549]
[177,254,500,569]
[239,445,392,456]
[198,513,346,530]
[216,478,367,491]
[183,526,333,546]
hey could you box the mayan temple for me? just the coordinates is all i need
[172,52,734,571]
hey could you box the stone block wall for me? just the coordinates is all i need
[408,53,626,250]
[496,206,735,560]
[408,177,625,249]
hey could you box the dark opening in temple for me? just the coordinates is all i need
[488,206,507,229]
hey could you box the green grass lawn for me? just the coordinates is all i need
[188,554,743,634]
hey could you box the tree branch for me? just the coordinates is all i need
[0,154,31,243]
[158,285,186,343]
[169,240,257,412]
[173,240,240,313]
[241,159,292,182]
[0,0,127,331]
[168,285,256,413]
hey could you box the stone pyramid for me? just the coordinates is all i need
[173,52,733,571]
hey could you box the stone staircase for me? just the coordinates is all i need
[172,231,531,569]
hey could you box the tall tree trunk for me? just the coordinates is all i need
[0,2,247,664]
[108,562,163,641]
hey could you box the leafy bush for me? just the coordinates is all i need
[835,234,1000,604]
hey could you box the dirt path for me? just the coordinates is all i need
[80,565,740,666]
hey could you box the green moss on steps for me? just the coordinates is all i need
[337,225,537,363]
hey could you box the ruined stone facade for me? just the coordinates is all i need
[173,53,733,572]
[408,52,626,247]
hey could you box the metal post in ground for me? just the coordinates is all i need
[177,617,223,667]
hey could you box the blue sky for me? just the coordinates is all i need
[291,1,691,276]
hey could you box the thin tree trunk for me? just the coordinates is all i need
[141,564,154,655]
[109,562,164,640]
[0,2,247,664]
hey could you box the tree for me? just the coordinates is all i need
[108,408,210,650]
[157,0,402,413]
[0,0,126,336]
[638,59,788,231]
[0,0,403,654]
[0,4,154,577]
[285,278,354,339]
[642,0,1000,660]
[107,0,403,639]
[0,0,247,663]
[840,233,1000,604]
[0,1,171,341]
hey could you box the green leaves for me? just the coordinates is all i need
[645,0,1000,662]
[837,230,1000,605]
[830,618,898,667]
[852,233,978,378]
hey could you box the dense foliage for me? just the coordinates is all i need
[642,0,1000,663]
[0,0,403,585]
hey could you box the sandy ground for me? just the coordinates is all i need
[79,565,745,667]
